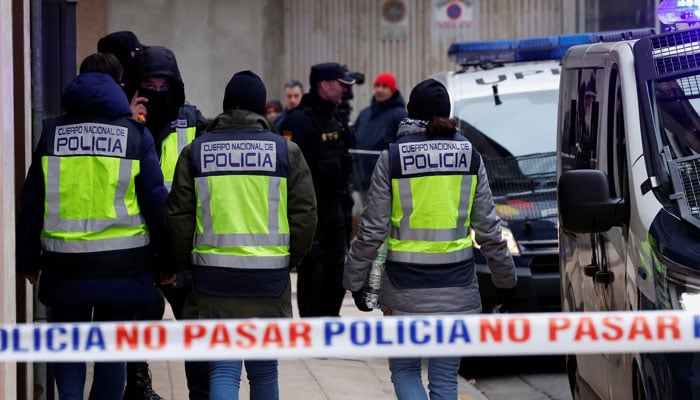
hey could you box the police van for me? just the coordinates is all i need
[557,1,700,398]
[431,36,568,314]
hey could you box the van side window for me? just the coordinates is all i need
[576,69,603,168]
[568,100,577,153]
[559,71,579,172]
[606,67,629,205]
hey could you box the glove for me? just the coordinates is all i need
[352,290,373,312]
[495,287,517,313]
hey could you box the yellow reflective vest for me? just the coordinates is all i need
[386,132,479,288]
[40,117,149,253]
[189,130,291,297]
[160,105,197,191]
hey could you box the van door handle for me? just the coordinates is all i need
[583,264,599,277]
[593,270,614,285]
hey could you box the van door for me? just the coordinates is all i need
[562,64,634,398]
[595,64,632,399]
[560,66,613,397]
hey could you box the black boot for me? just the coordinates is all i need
[123,362,165,400]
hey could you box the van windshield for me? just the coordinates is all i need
[454,89,559,158]
[652,76,700,160]
[651,75,700,228]
[453,89,559,220]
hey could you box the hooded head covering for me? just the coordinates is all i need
[130,46,186,129]
[223,70,267,116]
[62,73,132,119]
[407,78,451,121]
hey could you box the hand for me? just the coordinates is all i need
[352,290,373,312]
[160,272,177,285]
[130,90,148,121]
[495,287,517,313]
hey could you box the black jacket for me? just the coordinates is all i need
[277,91,353,201]
[16,73,169,307]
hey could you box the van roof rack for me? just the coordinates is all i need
[448,28,657,68]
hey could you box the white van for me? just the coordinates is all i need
[431,36,570,314]
[556,19,700,400]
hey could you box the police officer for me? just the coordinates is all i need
[343,79,518,399]
[165,70,317,399]
[97,31,142,98]
[16,71,170,400]
[278,62,356,317]
[126,45,210,400]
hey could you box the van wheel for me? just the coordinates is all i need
[633,365,647,400]
[566,354,579,398]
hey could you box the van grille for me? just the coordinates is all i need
[668,155,700,228]
[651,28,700,76]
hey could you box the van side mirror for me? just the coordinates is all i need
[557,170,626,233]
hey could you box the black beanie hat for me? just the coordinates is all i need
[97,31,142,68]
[407,78,451,121]
[223,70,267,115]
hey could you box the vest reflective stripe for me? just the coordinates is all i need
[43,156,146,232]
[194,176,290,247]
[41,235,150,253]
[387,174,476,264]
[41,155,149,253]
[387,243,474,264]
[192,175,290,269]
[161,125,196,190]
[192,252,290,269]
[390,178,471,241]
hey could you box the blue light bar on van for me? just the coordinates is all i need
[657,0,700,25]
[448,28,656,65]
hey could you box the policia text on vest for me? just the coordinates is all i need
[200,140,276,172]
[398,140,472,175]
[55,123,127,157]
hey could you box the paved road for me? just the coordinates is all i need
[461,355,572,400]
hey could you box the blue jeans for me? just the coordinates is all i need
[48,305,136,400]
[209,360,279,400]
[389,357,461,400]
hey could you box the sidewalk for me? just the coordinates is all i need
[145,272,488,399]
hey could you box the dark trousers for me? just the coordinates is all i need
[297,222,347,317]
[48,305,137,400]
[132,273,210,400]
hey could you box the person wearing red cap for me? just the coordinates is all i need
[264,99,283,125]
[352,71,407,206]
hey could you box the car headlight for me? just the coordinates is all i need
[470,227,521,257]
[667,267,700,312]
[658,252,700,311]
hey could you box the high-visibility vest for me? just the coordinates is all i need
[386,132,481,288]
[160,105,197,191]
[40,116,149,253]
[189,130,291,273]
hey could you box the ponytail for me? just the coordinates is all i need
[426,117,457,137]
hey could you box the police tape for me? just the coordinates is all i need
[1,311,698,362]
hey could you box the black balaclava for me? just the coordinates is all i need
[131,46,186,134]
[140,82,175,133]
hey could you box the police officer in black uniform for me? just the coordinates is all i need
[278,62,356,317]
